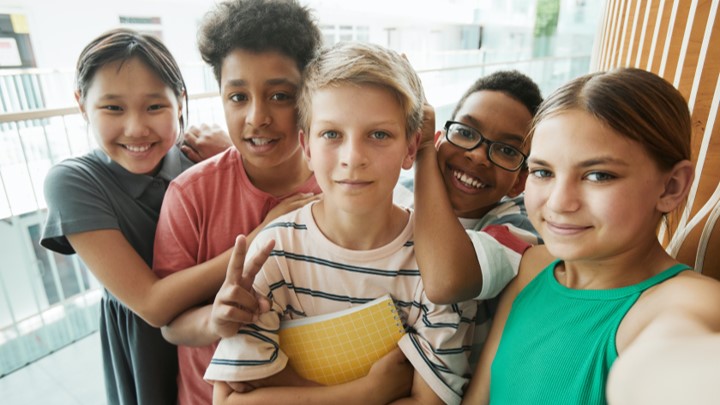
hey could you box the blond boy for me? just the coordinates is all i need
[205,42,476,405]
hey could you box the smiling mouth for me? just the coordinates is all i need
[123,144,152,153]
[246,137,276,146]
[546,221,591,234]
[453,169,488,189]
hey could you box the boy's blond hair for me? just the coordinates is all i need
[298,42,424,137]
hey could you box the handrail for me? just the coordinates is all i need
[0,91,222,123]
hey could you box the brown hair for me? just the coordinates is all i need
[298,42,424,137]
[529,67,691,170]
[75,28,188,135]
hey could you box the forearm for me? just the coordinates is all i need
[608,334,720,404]
[216,377,390,405]
[148,249,231,326]
[161,305,218,346]
[414,145,482,303]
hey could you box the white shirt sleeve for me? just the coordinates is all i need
[467,230,522,300]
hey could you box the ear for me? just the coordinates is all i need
[178,90,185,117]
[298,130,313,171]
[657,160,695,213]
[75,91,87,120]
[402,131,421,170]
[507,168,529,198]
[433,129,444,149]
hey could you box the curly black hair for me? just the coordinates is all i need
[198,0,322,83]
[451,70,543,119]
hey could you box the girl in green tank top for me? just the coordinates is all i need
[462,68,720,405]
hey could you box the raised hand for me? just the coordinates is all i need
[210,235,275,338]
[181,123,232,162]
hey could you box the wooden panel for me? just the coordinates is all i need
[598,0,618,69]
[648,0,674,73]
[627,0,655,66]
[619,0,640,66]
[675,0,711,97]
[659,1,690,81]
[597,0,719,275]
[606,0,625,69]
[618,0,644,66]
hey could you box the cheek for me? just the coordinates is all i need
[155,113,181,142]
[522,181,544,215]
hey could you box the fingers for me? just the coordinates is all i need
[240,238,275,291]
[226,235,249,286]
[180,144,202,163]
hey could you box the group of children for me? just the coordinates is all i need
[40,0,720,404]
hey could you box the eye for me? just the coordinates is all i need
[495,144,520,157]
[101,105,122,112]
[229,93,248,103]
[370,131,389,140]
[321,131,340,140]
[529,168,553,179]
[271,92,294,102]
[455,126,478,141]
[148,104,166,111]
[585,171,615,182]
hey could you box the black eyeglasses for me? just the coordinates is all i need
[443,121,527,172]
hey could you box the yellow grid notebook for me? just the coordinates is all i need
[279,294,405,385]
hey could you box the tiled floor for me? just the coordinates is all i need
[0,333,105,405]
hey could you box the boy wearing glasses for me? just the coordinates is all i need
[395,71,543,365]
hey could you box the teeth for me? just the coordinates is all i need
[454,170,486,189]
[249,138,272,146]
[125,144,151,153]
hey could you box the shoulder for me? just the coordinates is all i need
[169,148,239,188]
[44,153,114,200]
[258,204,312,238]
[516,245,555,288]
[645,271,720,324]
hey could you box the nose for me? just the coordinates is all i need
[464,142,492,167]
[545,177,581,213]
[246,99,272,129]
[125,112,150,138]
[340,136,368,169]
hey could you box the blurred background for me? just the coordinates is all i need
[5,1,718,404]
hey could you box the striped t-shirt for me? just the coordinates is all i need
[205,203,476,404]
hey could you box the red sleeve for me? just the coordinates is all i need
[482,224,532,254]
[153,181,201,277]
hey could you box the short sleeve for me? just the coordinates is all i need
[397,296,475,405]
[41,161,119,254]
[468,230,522,300]
[152,181,201,277]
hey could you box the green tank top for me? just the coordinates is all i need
[489,260,689,404]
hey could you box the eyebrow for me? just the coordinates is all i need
[527,156,631,168]
[313,119,403,129]
[98,93,170,101]
[458,114,525,144]
[224,78,299,89]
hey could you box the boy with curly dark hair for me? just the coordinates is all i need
[152,1,324,403]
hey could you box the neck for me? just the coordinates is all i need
[556,240,678,290]
[244,148,312,197]
[312,201,409,250]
